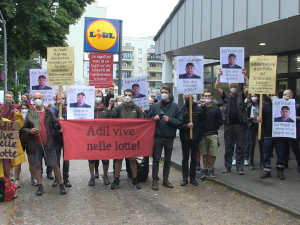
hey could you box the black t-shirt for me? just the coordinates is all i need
[228,95,239,124]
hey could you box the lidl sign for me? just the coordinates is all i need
[84,17,119,53]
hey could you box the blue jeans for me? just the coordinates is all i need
[233,124,250,160]
[263,138,285,168]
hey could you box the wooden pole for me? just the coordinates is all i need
[58,86,62,118]
[189,94,193,139]
[258,94,263,140]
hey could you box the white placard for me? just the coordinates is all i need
[220,47,244,83]
[272,99,296,139]
[67,86,95,119]
[29,69,55,104]
[123,76,149,110]
[176,56,204,94]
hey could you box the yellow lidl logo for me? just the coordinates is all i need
[86,20,117,51]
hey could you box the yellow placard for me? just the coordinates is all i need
[248,55,277,95]
[47,47,74,86]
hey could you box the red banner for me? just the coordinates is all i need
[60,119,156,160]
[89,53,113,88]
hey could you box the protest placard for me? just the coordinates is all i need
[89,53,113,88]
[67,86,95,119]
[47,47,74,86]
[272,99,296,139]
[0,121,19,159]
[29,69,55,105]
[176,56,204,94]
[60,119,156,160]
[220,47,244,83]
[249,55,277,94]
[123,76,149,110]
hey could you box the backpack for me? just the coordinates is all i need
[136,157,149,182]
[0,177,17,202]
[117,105,143,118]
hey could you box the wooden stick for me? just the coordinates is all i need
[38,131,46,157]
[189,94,193,139]
[258,94,263,140]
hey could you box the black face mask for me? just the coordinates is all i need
[185,99,189,104]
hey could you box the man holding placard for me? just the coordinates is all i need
[215,68,249,175]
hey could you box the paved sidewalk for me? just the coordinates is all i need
[168,128,300,216]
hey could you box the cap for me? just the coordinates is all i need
[77,92,86,96]
[186,63,194,67]
[281,106,290,111]
[228,53,237,58]
[132,83,140,88]
[38,75,47,79]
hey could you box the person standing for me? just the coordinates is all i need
[179,94,206,186]
[214,68,249,175]
[22,92,67,195]
[147,85,183,190]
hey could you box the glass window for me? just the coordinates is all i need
[124,72,131,78]
[150,82,156,87]
[138,67,142,72]
[289,54,300,73]
[125,43,131,47]
[277,55,288,74]
[138,58,142,63]
[213,65,220,78]
[150,45,155,48]
[138,49,142,54]
[204,66,211,79]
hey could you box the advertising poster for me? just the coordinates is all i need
[47,47,75,86]
[29,69,55,104]
[220,47,244,83]
[249,55,277,95]
[89,53,113,88]
[272,98,296,139]
[67,86,95,119]
[123,76,149,110]
[176,56,204,94]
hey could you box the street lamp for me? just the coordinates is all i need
[0,10,7,92]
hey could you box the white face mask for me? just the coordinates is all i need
[230,87,237,94]
[95,97,102,103]
[204,99,212,104]
[124,95,131,103]
[251,97,258,103]
[283,95,289,100]
[34,99,43,107]
[244,98,248,104]
[161,93,169,100]
[271,96,278,100]
[61,100,65,105]
[117,101,122,105]
[21,109,28,114]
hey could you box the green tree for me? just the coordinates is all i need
[0,0,94,89]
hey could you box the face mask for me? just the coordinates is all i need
[230,87,237,94]
[124,95,131,103]
[204,99,212,104]
[185,99,189,104]
[117,101,122,105]
[21,109,28,114]
[61,100,65,105]
[95,97,102,103]
[251,97,257,103]
[283,96,289,100]
[244,98,248,104]
[271,96,278,100]
[149,105,153,109]
[34,99,43,107]
[161,93,169,100]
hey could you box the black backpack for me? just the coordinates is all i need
[136,157,149,182]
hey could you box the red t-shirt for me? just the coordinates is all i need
[35,110,48,145]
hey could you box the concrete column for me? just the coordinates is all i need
[161,52,173,90]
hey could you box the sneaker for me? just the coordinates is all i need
[14,179,20,188]
[260,171,271,179]
[244,160,249,166]
[189,179,199,186]
[36,185,43,196]
[111,178,120,189]
[94,172,99,178]
[31,178,38,186]
[52,178,59,187]
[199,169,208,178]
[64,178,72,187]
[59,184,67,195]
[132,179,141,189]
[180,180,188,186]
[208,170,216,178]
[196,162,201,171]
[102,176,110,185]
[88,178,95,186]
[232,159,236,166]
[47,172,54,180]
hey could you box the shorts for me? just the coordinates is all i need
[2,159,11,165]
[32,144,57,167]
[199,135,218,156]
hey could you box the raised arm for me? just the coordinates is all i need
[214,69,224,98]
[243,68,249,96]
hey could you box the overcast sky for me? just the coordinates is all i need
[98,0,179,38]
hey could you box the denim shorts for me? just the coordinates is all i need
[32,144,57,167]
